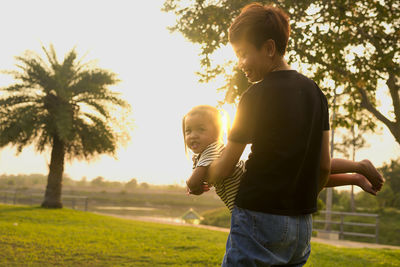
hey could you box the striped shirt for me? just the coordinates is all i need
[193,142,245,212]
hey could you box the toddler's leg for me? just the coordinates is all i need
[331,158,358,174]
[331,158,384,191]
[353,173,377,195]
[326,173,376,195]
[358,159,384,191]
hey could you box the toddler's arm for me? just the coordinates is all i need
[186,166,208,195]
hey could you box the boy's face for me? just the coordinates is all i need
[231,39,273,83]
[184,114,219,154]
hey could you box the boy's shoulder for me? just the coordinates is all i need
[239,80,264,99]
[239,70,326,105]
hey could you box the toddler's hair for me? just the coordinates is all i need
[182,105,223,153]
[229,2,290,55]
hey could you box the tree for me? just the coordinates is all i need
[91,176,106,187]
[377,159,400,208]
[0,45,130,208]
[335,119,369,211]
[125,178,138,190]
[163,0,400,143]
[140,182,149,189]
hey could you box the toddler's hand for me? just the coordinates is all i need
[202,182,210,192]
[186,185,205,195]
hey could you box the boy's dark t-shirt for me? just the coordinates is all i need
[229,70,329,215]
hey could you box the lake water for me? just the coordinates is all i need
[96,206,156,211]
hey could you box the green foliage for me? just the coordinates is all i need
[90,176,107,187]
[319,187,342,207]
[377,208,400,246]
[124,178,138,189]
[0,173,76,190]
[163,0,400,144]
[317,198,325,211]
[0,44,131,207]
[201,207,231,228]
[337,191,352,211]
[377,160,400,208]
[355,191,379,210]
[0,44,131,160]
[1,204,399,266]
[140,182,150,189]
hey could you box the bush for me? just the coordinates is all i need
[355,191,379,210]
[201,207,231,228]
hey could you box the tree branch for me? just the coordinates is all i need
[307,54,398,135]
[387,73,400,124]
[357,86,396,132]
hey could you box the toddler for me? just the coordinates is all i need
[183,105,383,212]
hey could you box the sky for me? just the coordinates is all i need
[0,0,398,186]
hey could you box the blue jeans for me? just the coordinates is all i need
[222,206,312,267]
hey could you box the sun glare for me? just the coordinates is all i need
[219,103,236,144]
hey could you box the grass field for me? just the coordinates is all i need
[1,204,399,266]
[2,187,225,218]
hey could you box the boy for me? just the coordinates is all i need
[205,3,383,266]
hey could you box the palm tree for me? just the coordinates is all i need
[0,45,130,208]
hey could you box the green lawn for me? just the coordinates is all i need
[1,204,399,266]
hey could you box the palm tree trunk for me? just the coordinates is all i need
[41,135,65,208]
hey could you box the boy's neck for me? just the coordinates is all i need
[269,57,291,72]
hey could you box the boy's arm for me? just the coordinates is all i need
[318,130,331,193]
[208,141,246,184]
[186,166,208,195]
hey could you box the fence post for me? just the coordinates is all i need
[339,214,344,240]
[324,210,332,231]
[72,198,76,210]
[13,191,17,205]
[4,192,7,204]
[84,197,88,211]
[375,216,379,244]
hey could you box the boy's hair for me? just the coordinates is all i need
[228,2,290,55]
[182,105,223,153]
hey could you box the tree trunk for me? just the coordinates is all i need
[41,135,65,208]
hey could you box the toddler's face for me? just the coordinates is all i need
[184,114,219,154]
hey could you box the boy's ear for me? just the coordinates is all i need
[263,39,276,57]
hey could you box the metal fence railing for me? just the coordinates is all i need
[0,190,89,211]
[313,210,379,243]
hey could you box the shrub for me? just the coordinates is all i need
[201,207,231,228]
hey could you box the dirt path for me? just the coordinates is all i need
[310,237,400,249]
[98,212,400,250]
